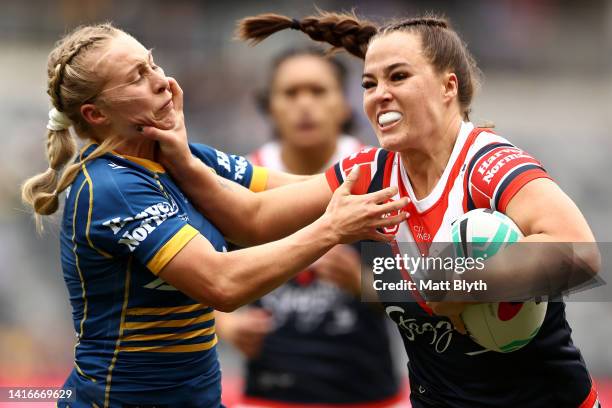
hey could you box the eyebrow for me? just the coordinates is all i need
[362,62,411,79]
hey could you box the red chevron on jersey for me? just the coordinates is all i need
[340,147,378,173]
[325,147,381,194]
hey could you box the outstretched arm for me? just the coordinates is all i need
[142,78,348,246]
[169,155,331,246]
[158,168,407,311]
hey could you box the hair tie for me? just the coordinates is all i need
[290,18,302,30]
[46,108,72,131]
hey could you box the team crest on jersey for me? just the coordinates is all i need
[381,198,401,235]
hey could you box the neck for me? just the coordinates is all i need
[280,137,338,175]
[114,138,158,161]
[399,116,463,200]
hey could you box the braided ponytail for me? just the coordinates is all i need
[236,11,378,59]
[22,23,121,231]
[238,10,481,121]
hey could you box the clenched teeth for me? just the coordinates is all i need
[378,111,402,126]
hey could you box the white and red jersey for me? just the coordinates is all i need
[249,135,365,171]
[325,122,597,408]
[326,122,551,246]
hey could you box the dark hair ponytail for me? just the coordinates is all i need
[236,11,377,59]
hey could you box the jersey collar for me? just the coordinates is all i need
[78,142,166,173]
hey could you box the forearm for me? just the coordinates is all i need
[167,157,330,245]
[167,157,262,245]
[265,168,314,189]
[450,234,599,301]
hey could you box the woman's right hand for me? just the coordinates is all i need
[140,77,197,174]
[323,165,409,243]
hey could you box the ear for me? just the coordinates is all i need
[442,72,459,103]
[80,103,109,127]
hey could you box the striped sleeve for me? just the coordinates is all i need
[467,143,552,212]
[189,143,268,192]
[325,147,381,195]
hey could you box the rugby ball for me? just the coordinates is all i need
[451,209,547,353]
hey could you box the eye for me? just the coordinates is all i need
[391,71,409,81]
[284,88,298,98]
[361,80,376,90]
[132,72,144,83]
[311,85,326,96]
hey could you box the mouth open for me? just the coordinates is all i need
[377,111,403,129]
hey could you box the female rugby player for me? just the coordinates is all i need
[146,11,601,408]
[20,23,406,407]
[217,48,402,407]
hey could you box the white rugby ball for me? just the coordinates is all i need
[451,209,547,353]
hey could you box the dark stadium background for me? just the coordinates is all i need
[0,0,610,406]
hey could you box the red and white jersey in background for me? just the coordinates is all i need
[326,121,551,248]
[249,135,365,171]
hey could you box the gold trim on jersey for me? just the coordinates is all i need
[249,165,269,192]
[118,336,218,353]
[126,303,208,316]
[123,310,214,330]
[104,257,132,408]
[82,164,113,259]
[120,154,166,173]
[146,224,199,275]
[122,325,215,343]
[71,178,97,383]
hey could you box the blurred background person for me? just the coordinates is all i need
[216,48,404,407]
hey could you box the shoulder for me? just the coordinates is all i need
[465,128,551,211]
[326,146,393,194]
[79,156,165,217]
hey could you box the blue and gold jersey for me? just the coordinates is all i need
[58,143,267,407]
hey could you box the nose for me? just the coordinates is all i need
[151,67,169,94]
[373,82,393,103]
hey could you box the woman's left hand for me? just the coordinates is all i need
[426,301,469,334]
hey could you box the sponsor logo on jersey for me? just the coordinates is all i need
[108,162,127,170]
[232,154,248,181]
[215,149,231,172]
[477,147,531,184]
[103,198,180,251]
[386,305,454,353]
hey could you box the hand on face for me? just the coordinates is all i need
[138,77,194,172]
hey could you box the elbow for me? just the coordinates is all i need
[202,276,244,313]
[578,243,601,277]
[214,300,241,313]
[567,231,601,277]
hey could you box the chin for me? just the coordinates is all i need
[377,134,404,152]
[290,132,327,148]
